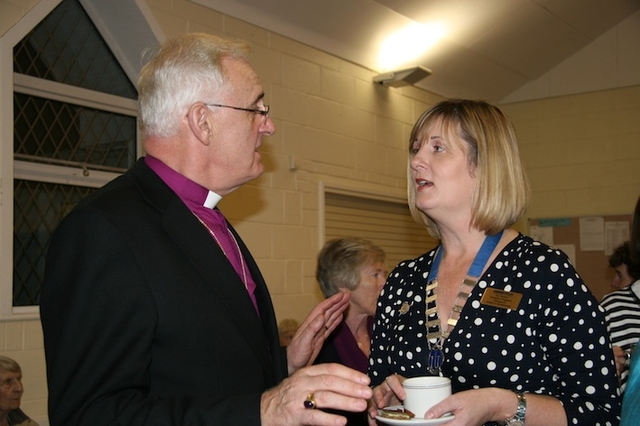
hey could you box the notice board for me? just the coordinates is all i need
[528,215,632,301]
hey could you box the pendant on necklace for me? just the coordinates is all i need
[428,347,444,374]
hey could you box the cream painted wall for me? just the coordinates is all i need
[0,0,639,421]
[0,0,39,35]
[503,86,640,220]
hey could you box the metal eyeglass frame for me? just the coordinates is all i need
[205,103,270,121]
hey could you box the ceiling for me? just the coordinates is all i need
[193,0,640,102]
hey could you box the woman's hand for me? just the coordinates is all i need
[612,345,626,378]
[423,388,567,426]
[422,388,502,425]
[366,374,406,425]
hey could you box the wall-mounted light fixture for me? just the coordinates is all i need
[372,65,431,87]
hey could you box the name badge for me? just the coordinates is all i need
[480,288,522,310]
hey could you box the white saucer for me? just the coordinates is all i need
[376,406,455,425]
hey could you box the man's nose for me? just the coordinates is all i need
[261,116,276,136]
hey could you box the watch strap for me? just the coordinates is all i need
[504,391,526,425]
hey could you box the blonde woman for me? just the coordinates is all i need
[367,99,620,425]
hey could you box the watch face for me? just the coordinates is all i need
[510,422,524,426]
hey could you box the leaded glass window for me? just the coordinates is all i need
[13,0,137,99]
[13,180,94,306]
[14,93,136,170]
[12,0,138,307]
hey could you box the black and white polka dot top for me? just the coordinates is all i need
[368,233,621,425]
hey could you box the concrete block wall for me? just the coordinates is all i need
[0,0,38,35]
[503,86,640,220]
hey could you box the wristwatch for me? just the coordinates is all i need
[504,391,526,426]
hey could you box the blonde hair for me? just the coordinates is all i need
[407,99,530,237]
[138,32,250,138]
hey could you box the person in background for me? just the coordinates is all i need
[600,241,640,392]
[278,319,300,347]
[367,99,621,425]
[40,32,372,426]
[0,356,39,426]
[632,195,640,264]
[314,237,388,425]
[606,241,639,291]
[621,194,640,425]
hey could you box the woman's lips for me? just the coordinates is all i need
[416,178,432,188]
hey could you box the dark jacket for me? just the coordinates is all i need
[41,159,287,425]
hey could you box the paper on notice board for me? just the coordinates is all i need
[604,221,630,255]
[579,217,604,251]
[530,225,554,246]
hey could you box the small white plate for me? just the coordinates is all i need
[376,406,455,425]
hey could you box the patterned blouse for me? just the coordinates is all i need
[368,233,621,425]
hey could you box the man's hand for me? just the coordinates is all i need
[286,292,350,374]
[261,363,372,426]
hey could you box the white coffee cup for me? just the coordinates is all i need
[402,376,451,418]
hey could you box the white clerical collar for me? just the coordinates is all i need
[203,191,222,209]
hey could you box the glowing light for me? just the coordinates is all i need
[377,23,445,71]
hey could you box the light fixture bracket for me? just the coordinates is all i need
[373,65,431,87]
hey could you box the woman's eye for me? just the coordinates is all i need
[410,141,420,155]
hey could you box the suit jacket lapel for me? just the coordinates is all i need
[128,160,278,382]
[230,225,288,382]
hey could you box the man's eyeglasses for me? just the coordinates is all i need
[205,103,270,123]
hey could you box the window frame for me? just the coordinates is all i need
[0,0,158,320]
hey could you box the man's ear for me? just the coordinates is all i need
[186,103,212,145]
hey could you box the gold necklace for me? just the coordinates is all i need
[426,276,478,341]
[425,276,479,373]
[194,214,249,290]
[424,231,503,374]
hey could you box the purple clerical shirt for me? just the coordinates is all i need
[144,155,259,314]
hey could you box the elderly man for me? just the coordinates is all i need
[0,356,38,426]
[41,33,372,425]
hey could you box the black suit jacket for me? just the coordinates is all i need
[41,159,288,425]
